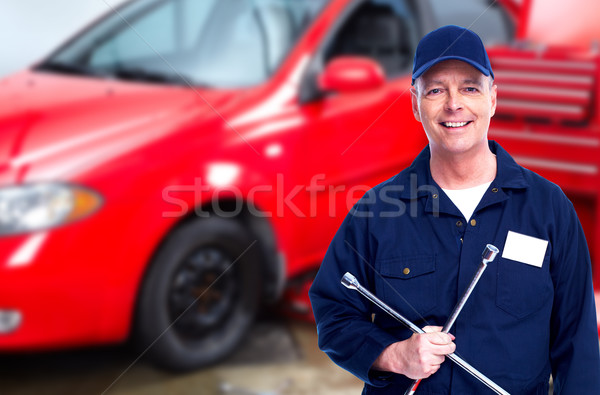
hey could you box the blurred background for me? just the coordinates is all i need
[0,0,127,77]
[1,1,599,394]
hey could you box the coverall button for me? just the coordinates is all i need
[470,219,477,226]
[492,187,499,193]
[432,194,438,199]
[456,220,463,227]
[403,268,410,275]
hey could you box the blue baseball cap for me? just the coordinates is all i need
[412,25,494,85]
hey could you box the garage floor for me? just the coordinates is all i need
[0,316,363,395]
[0,312,565,395]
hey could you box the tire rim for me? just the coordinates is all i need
[168,246,237,340]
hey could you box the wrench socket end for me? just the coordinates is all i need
[482,244,499,264]
[341,272,359,290]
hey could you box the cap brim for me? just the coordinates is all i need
[412,56,493,84]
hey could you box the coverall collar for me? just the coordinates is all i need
[395,140,529,217]
[396,140,529,199]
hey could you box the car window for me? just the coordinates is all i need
[325,0,419,78]
[42,0,328,88]
[427,0,514,45]
[89,0,181,68]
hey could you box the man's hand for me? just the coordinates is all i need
[371,326,456,379]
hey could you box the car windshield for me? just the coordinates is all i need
[37,0,328,88]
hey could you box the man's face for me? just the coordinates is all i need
[411,59,497,158]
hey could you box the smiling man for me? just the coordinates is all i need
[309,25,600,394]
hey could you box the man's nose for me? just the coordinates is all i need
[445,90,463,111]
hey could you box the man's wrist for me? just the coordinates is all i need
[372,341,406,375]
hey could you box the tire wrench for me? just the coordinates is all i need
[341,244,509,395]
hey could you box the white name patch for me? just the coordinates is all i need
[502,231,548,268]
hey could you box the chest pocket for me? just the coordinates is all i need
[378,255,437,322]
[496,255,553,319]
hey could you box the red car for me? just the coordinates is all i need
[0,0,598,371]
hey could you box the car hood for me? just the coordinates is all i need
[0,70,243,184]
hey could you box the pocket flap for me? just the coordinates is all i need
[380,255,436,279]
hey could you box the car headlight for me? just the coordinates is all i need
[0,183,103,236]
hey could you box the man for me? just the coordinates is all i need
[309,25,600,394]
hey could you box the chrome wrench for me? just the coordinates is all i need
[405,244,499,394]
[341,256,509,394]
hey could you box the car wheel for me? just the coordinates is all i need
[135,216,260,371]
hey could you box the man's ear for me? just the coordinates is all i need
[410,87,421,123]
[490,83,497,117]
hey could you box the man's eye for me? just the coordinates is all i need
[428,88,441,95]
[465,87,478,92]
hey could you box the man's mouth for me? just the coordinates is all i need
[441,121,472,128]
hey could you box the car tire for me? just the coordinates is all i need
[134,216,261,371]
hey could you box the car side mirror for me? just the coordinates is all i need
[318,56,386,93]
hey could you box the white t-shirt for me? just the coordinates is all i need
[442,182,492,221]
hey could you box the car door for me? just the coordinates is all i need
[287,0,428,270]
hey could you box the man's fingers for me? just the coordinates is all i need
[430,362,443,374]
[434,338,456,355]
[426,331,454,346]
[422,325,443,333]
[428,354,445,365]
[421,359,443,378]
[437,342,456,355]
[419,331,456,357]
[422,326,454,345]
[421,326,456,339]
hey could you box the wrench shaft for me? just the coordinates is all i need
[443,261,487,332]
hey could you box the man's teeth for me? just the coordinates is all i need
[444,122,469,128]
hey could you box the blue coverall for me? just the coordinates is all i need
[309,141,600,394]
